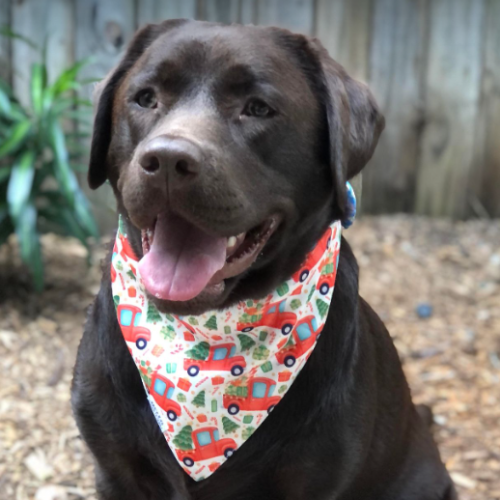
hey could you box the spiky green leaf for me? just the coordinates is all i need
[30,63,48,116]
[7,150,35,220]
[0,120,31,159]
[15,203,43,291]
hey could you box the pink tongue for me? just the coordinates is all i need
[138,212,227,301]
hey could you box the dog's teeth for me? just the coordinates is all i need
[227,236,237,248]
[146,228,154,243]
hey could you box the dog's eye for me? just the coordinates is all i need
[242,99,274,118]
[136,89,158,109]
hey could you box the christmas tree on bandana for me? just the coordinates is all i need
[237,334,256,351]
[147,302,162,323]
[316,299,329,319]
[204,315,217,330]
[192,390,206,408]
[222,417,239,434]
[173,425,193,450]
[185,342,210,360]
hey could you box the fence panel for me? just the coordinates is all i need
[315,0,372,203]
[0,0,499,221]
[415,0,485,218]
[200,0,242,22]
[12,0,74,107]
[315,0,372,81]
[74,0,136,232]
[363,0,428,214]
[475,0,500,218]
[256,0,314,33]
[0,0,12,83]
[137,0,198,26]
[240,0,257,24]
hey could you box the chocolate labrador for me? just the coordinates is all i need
[72,19,457,499]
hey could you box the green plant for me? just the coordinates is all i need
[0,32,97,290]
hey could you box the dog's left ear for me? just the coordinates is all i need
[316,39,384,215]
[294,36,385,216]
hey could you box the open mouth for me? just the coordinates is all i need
[138,211,280,302]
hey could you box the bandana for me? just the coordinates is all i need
[111,184,355,481]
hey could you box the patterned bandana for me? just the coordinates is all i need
[111,184,355,481]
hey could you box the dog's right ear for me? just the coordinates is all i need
[88,19,189,190]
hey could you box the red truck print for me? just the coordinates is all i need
[237,300,297,335]
[223,377,281,415]
[149,372,182,422]
[275,315,321,367]
[111,243,118,282]
[292,230,331,283]
[317,271,335,295]
[184,343,246,377]
[176,427,237,467]
[117,304,151,350]
[119,233,137,261]
[316,248,340,295]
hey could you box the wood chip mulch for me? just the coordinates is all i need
[0,215,499,500]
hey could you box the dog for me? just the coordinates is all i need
[72,19,457,499]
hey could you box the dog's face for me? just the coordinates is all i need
[89,20,384,315]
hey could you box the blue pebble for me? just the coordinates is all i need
[416,303,433,319]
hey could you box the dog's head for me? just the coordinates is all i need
[89,20,384,315]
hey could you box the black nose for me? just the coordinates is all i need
[139,135,202,180]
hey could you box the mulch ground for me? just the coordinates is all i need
[0,215,499,500]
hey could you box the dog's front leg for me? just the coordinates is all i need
[72,287,191,500]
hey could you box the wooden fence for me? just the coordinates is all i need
[1,0,499,222]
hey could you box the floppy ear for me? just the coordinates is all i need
[311,38,385,215]
[88,19,189,190]
[282,35,384,216]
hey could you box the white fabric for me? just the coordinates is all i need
[111,220,341,480]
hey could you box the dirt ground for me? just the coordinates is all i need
[0,215,499,500]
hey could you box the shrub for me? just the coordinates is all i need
[0,32,97,290]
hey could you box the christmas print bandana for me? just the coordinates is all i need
[111,185,355,480]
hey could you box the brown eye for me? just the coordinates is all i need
[242,99,274,118]
[136,89,157,109]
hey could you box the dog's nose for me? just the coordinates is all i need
[138,136,202,179]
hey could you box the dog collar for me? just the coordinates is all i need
[111,185,355,481]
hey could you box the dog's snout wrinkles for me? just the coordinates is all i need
[139,135,203,182]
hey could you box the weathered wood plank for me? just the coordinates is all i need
[137,0,197,26]
[362,0,428,213]
[75,0,135,86]
[256,0,314,34]
[75,0,136,232]
[474,0,500,217]
[314,0,372,208]
[314,0,372,81]
[0,0,11,83]
[415,0,484,218]
[200,0,241,23]
[240,0,257,24]
[12,0,74,106]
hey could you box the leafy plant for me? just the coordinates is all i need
[0,31,98,290]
